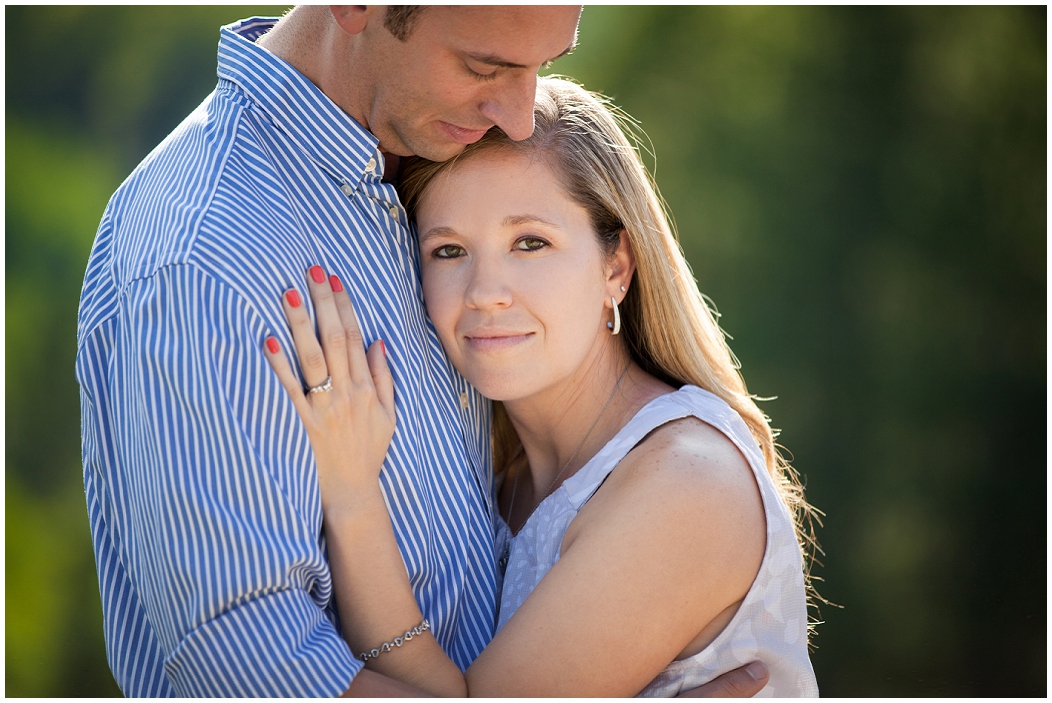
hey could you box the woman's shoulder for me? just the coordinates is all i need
[561,399,767,628]
[573,382,763,514]
[619,412,764,514]
[567,391,766,574]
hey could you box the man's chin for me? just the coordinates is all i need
[407,139,469,164]
[385,124,479,163]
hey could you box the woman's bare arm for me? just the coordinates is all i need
[339,658,770,697]
[267,274,766,697]
[462,417,766,696]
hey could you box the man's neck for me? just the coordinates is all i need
[255,7,317,75]
[257,7,370,135]
[382,153,401,182]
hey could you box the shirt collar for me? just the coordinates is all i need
[216,17,381,192]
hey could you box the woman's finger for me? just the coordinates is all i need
[367,340,395,423]
[305,265,351,389]
[282,287,330,390]
[263,336,315,420]
[329,274,372,385]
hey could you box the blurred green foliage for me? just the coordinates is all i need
[5,6,1045,697]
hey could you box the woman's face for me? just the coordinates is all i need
[417,150,615,402]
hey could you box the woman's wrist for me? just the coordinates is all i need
[313,446,387,512]
[321,482,389,529]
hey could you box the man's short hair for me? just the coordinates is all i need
[384,6,425,42]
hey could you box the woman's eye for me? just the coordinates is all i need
[514,237,549,252]
[432,244,466,259]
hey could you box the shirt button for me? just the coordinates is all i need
[340,183,354,196]
[459,392,469,409]
[389,206,399,220]
[366,157,377,173]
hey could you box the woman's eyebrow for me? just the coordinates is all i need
[419,225,458,243]
[502,214,560,228]
[421,215,560,242]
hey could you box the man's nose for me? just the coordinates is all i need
[479,72,538,142]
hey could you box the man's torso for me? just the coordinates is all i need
[76,18,496,696]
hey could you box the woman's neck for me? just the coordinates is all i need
[502,343,671,503]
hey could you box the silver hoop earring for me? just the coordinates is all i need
[607,296,621,335]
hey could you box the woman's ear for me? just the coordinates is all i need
[329,6,375,36]
[606,229,636,302]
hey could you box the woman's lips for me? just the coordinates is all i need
[438,121,489,145]
[465,332,534,353]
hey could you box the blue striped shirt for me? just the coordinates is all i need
[75,18,497,697]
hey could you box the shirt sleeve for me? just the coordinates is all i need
[96,262,361,696]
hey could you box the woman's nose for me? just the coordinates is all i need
[464,262,513,310]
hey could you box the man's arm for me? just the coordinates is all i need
[337,655,767,697]
[91,264,360,696]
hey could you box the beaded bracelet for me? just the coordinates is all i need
[357,619,431,662]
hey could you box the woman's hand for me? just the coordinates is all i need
[264,268,464,697]
[264,265,395,516]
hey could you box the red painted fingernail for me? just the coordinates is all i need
[286,290,302,308]
[380,340,386,357]
[329,274,343,293]
[309,265,325,283]
[266,337,280,354]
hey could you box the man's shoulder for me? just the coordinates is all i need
[78,87,300,338]
[98,89,245,265]
[84,87,297,293]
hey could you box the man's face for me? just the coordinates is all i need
[354,6,581,160]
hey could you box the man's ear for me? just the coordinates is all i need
[606,229,636,299]
[329,6,376,36]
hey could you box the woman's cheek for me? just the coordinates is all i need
[422,270,460,345]
[534,261,600,328]
[421,269,444,323]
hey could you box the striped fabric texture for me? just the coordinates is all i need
[76,18,497,697]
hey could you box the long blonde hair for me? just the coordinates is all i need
[399,76,823,621]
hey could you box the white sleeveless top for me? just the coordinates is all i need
[493,385,819,697]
